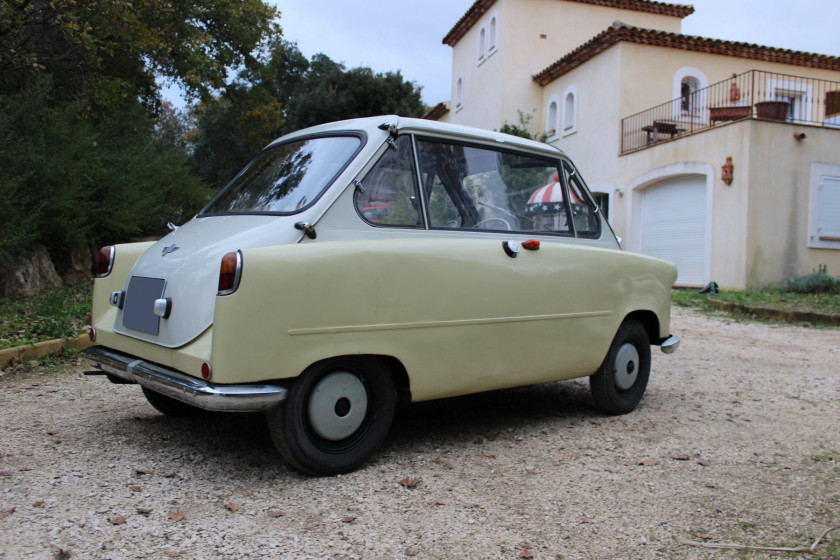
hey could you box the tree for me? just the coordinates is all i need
[1,0,281,110]
[285,54,426,132]
[0,0,279,263]
[189,43,427,189]
[0,79,210,263]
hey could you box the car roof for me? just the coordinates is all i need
[269,115,567,160]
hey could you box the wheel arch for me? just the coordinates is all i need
[292,353,412,406]
[623,310,660,345]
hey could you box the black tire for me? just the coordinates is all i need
[267,357,396,476]
[141,386,206,417]
[589,320,651,415]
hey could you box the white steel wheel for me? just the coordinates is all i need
[267,357,396,476]
[307,372,368,441]
[589,320,651,415]
[613,343,640,391]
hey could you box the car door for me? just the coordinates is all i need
[394,137,618,399]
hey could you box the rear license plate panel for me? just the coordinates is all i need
[122,276,166,335]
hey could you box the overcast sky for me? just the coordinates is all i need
[166,1,840,108]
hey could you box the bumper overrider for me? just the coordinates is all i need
[659,335,680,354]
[82,346,287,413]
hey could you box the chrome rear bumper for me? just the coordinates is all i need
[82,346,287,412]
[659,335,680,354]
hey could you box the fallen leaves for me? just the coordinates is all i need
[519,548,535,558]
[224,503,238,513]
[398,477,421,489]
[32,501,44,508]
[54,549,71,560]
[0,471,11,477]
[341,515,357,524]
[0,508,15,519]
[128,485,141,492]
[267,510,285,518]
[168,510,185,522]
[137,508,152,516]
[109,515,126,525]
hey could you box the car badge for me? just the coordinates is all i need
[161,244,180,257]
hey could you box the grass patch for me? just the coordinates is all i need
[0,281,92,349]
[712,290,840,315]
[808,450,838,464]
[673,266,840,318]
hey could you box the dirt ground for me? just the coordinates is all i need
[1,308,838,560]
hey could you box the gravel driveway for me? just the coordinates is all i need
[1,308,838,560]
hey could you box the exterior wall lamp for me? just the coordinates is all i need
[721,156,734,186]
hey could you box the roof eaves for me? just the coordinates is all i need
[532,23,840,86]
[442,0,693,47]
[422,102,450,121]
[442,0,498,47]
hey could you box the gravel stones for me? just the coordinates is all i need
[1,309,838,559]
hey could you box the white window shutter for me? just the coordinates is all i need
[818,176,840,239]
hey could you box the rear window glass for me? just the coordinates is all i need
[202,135,361,215]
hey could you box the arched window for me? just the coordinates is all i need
[562,86,577,135]
[672,67,708,119]
[489,14,497,51]
[681,76,700,113]
[478,26,486,60]
[546,96,559,138]
[456,75,463,109]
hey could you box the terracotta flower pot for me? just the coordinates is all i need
[755,100,790,121]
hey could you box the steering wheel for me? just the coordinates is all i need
[474,217,512,230]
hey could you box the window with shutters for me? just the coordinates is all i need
[562,86,577,136]
[545,95,559,140]
[488,14,497,52]
[808,162,840,249]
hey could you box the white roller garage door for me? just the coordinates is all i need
[640,175,707,286]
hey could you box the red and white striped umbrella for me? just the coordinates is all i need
[527,176,581,206]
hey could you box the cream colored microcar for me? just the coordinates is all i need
[84,116,679,475]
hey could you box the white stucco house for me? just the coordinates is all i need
[426,0,840,289]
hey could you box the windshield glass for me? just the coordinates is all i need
[202,135,361,215]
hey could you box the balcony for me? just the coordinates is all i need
[620,70,840,154]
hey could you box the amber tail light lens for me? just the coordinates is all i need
[217,251,242,295]
[96,246,115,277]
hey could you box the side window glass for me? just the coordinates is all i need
[415,139,571,235]
[355,136,422,227]
[563,162,601,238]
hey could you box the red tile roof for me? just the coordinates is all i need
[422,102,450,121]
[442,0,693,46]
[533,23,840,85]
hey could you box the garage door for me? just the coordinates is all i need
[640,175,706,286]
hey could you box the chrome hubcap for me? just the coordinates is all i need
[614,343,639,391]
[308,372,368,441]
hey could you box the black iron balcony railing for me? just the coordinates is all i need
[620,70,840,154]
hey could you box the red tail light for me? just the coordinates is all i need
[96,246,115,277]
[218,251,242,295]
[522,239,541,250]
[201,362,212,380]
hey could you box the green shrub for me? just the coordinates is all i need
[0,78,211,263]
[779,265,840,294]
